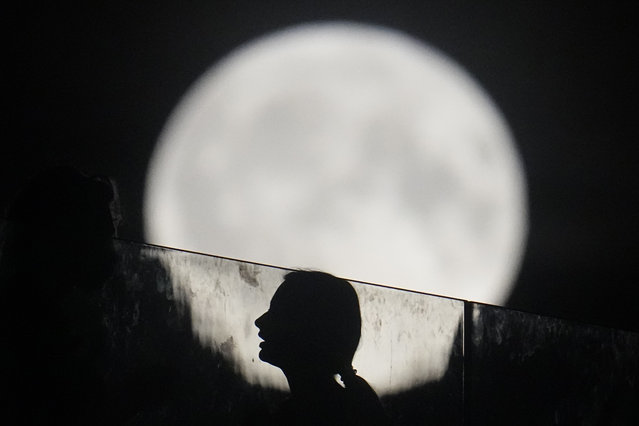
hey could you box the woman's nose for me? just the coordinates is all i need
[255,311,267,328]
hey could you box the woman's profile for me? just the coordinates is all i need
[254,270,389,425]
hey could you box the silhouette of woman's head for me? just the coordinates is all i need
[254,271,389,425]
[255,270,361,377]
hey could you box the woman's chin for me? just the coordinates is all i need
[258,345,276,364]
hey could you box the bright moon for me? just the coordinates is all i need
[145,22,527,305]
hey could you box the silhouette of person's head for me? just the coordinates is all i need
[254,270,388,425]
[255,270,361,379]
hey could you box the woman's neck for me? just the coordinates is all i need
[284,368,342,399]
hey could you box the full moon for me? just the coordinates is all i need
[145,22,527,305]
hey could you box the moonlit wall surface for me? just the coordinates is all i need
[145,22,527,306]
[103,240,637,425]
[112,240,465,425]
[119,241,464,395]
[468,304,639,424]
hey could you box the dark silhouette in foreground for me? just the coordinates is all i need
[253,270,390,425]
[0,166,119,425]
[0,167,284,425]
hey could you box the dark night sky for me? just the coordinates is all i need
[5,2,638,331]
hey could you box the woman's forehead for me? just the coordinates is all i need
[271,280,295,304]
[270,279,313,310]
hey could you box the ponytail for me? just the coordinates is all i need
[339,365,390,425]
